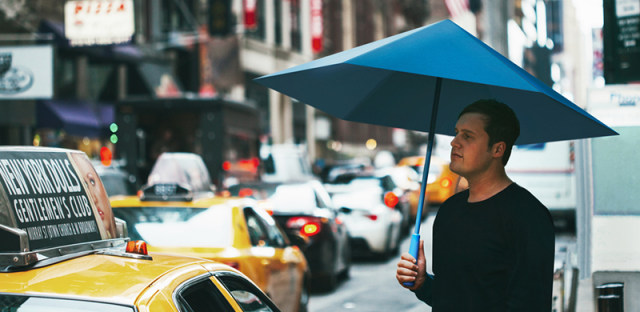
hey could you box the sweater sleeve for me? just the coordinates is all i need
[412,273,435,306]
[505,199,555,311]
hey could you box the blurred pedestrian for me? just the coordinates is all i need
[395,99,555,311]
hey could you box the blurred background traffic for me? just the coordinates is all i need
[1,0,638,311]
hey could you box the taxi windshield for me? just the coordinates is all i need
[0,295,133,312]
[113,206,232,247]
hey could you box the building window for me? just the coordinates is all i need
[290,0,301,51]
[275,0,282,46]
[161,0,197,33]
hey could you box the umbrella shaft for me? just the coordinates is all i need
[413,77,442,235]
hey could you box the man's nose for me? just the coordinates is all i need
[451,135,460,147]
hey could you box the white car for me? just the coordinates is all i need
[325,175,403,259]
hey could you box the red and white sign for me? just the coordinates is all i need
[64,0,134,46]
[310,0,323,53]
[244,0,257,30]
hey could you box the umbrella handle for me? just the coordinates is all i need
[402,233,421,287]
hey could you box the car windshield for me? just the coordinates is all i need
[0,295,133,312]
[113,206,232,247]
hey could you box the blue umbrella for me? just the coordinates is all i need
[255,19,617,284]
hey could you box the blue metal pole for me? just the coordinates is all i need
[404,77,442,287]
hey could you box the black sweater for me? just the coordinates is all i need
[413,183,555,311]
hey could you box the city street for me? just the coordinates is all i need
[309,210,577,312]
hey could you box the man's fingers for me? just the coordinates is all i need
[400,252,416,263]
[397,258,418,271]
[396,266,418,277]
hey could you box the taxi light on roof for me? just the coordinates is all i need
[384,191,399,208]
[126,240,148,255]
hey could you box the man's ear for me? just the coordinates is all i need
[493,142,506,158]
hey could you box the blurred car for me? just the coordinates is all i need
[92,160,138,197]
[228,179,351,291]
[319,162,373,183]
[110,152,309,312]
[259,144,315,183]
[374,166,419,233]
[0,146,280,312]
[324,173,404,259]
[397,155,462,206]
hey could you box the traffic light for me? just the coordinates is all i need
[109,122,118,144]
[209,0,232,36]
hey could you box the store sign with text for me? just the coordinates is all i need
[0,46,53,99]
[64,0,135,46]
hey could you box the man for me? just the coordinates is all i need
[396,99,555,311]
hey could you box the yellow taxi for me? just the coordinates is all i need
[397,155,463,207]
[0,146,280,312]
[109,153,309,312]
[1,244,281,311]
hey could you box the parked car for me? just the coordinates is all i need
[397,155,463,206]
[228,179,351,291]
[110,152,309,312]
[0,146,280,312]
[324,173,404,259]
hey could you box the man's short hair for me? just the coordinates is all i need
[459,99,520,165]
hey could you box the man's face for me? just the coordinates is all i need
[449,112,496,178]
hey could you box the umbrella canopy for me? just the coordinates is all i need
[255,19,617,278]
[255,19,617,145]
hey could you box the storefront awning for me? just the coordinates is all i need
[36,100,114,137]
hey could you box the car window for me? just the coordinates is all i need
[0,295,133,312]
[176,277,233,312]
[245,208,287,248]
[216,274,277,312]
[245,210,269,247]
[113,206,233,247]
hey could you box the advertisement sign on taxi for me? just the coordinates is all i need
[0,149,116,251]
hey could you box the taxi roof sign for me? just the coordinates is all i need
[0,147,117,255]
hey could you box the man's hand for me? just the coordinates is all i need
[396,239,426,290]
